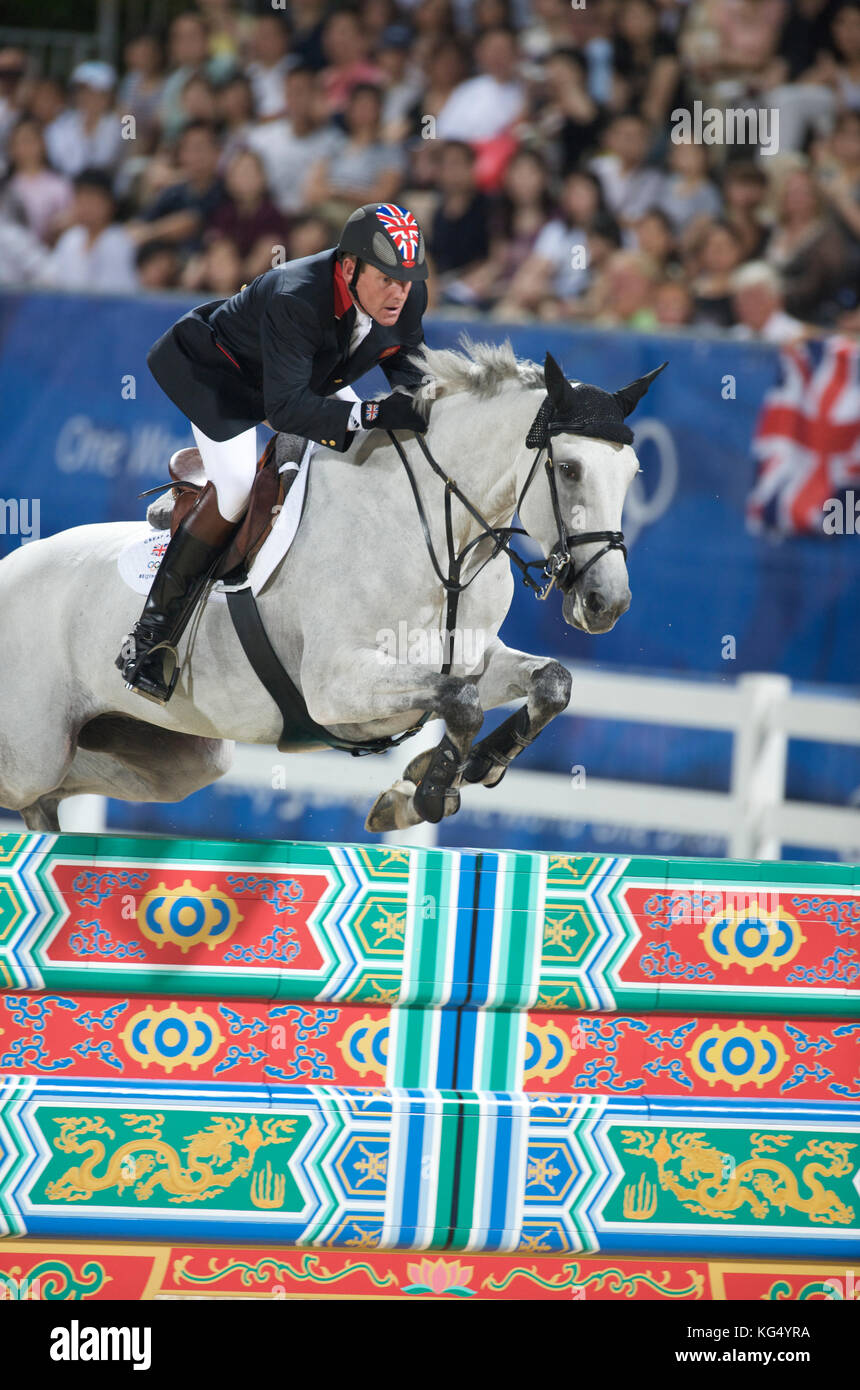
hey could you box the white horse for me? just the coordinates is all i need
[0,339,665,833]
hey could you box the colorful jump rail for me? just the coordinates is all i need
[0,831,858,1300]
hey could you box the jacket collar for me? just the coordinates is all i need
[333,258,354,320]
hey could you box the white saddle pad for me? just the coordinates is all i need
[117,438,315,602]
[239,436,315,595]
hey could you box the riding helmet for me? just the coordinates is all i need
[337,203,428,281]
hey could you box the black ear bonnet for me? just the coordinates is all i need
[526,354,668,450]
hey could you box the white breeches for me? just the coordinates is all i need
[190,387,361,523]
[191,424,258,523]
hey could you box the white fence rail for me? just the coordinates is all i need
[27,667,860,860]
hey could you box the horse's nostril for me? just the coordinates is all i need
[585,590,605,615]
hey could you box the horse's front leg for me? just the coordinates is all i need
[408,672,483,824]
[466,640,572,788]
[300,655,483,831]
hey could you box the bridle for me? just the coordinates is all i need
[385,414,627,634]
[513,438,627,600]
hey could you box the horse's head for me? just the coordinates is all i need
[516,353,667,634]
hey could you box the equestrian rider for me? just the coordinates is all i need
[116,201,429,703]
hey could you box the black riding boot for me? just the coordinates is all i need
[116,482,240,704]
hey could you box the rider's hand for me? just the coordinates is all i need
[361,394,427,432]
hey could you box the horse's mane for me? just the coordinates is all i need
[409,334,545,413]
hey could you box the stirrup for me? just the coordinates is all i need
[121,637,181,705]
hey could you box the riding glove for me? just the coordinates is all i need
[361,394,427,432]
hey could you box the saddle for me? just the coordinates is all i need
[167,432,307,582]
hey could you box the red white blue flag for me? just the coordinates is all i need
[376,204,419,266]
[746,336,860,537]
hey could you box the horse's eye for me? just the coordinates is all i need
[559,462,581,481]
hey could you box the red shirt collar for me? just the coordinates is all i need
[333,258,354,319]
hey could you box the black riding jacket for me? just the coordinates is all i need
[147,247,428,448]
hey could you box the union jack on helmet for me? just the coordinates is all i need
[337,202,428,281]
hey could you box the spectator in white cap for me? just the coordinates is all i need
[730,261,809,345]
[45,62,122,180]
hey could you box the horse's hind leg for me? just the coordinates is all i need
[0,721,77,828]
[49,715,234,818]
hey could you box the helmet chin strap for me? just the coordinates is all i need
[348,256,368,314]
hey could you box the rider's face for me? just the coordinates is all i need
[343,258,411,326]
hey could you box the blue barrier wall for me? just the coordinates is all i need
[1,289,858,852]
[3,288,859,684]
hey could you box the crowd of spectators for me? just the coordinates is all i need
[1,0,859,339]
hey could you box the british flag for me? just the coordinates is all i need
[746,336,860,537]
[376,203,419,266]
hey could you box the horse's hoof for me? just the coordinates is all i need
[365,790,400,833]
[365,781,424,833]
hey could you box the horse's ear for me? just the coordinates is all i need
[612,361,668,417]
[544,352,570,412]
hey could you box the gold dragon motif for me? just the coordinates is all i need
[620,1129,856,1225]
[44,1113,296,1205]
